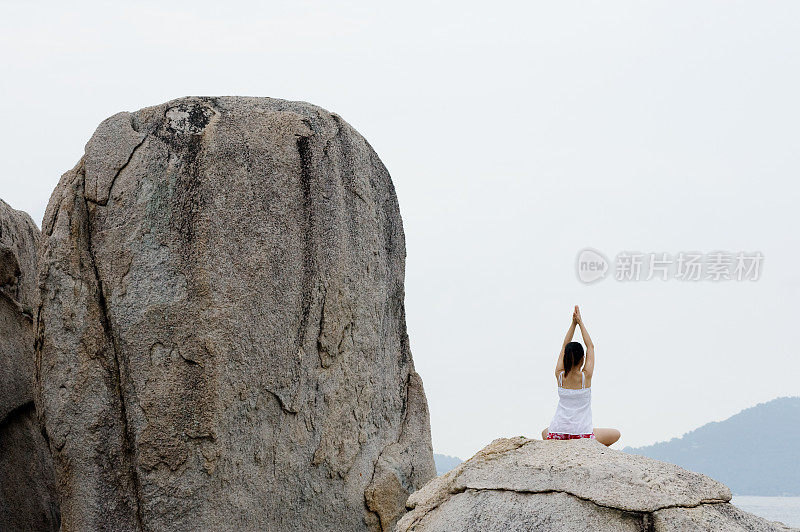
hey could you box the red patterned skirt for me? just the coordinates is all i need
[546,432,595,440]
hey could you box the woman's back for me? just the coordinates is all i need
[549,370,593,436]
[559,367,592,390]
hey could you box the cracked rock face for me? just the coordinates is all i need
[397,438,795,532]
[36,96,435,531]
[0,199,59,530]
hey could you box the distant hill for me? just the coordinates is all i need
[433,453,463,475]
[625,396,800,496]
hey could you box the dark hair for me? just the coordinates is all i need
[564,342,585,375]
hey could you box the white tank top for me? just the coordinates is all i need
[548,371,593,435]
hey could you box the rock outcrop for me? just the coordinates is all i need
[36,96,435,531]
[0,199,59,531]
[397,437,796,531]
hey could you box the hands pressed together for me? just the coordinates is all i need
[572,305,583,325]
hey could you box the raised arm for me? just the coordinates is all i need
[574,306,595,378]
[555,311,578,378]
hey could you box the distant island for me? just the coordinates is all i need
[625,396,800,496]
[433,453,463,475]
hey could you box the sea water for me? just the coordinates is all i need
[732,496,800,528]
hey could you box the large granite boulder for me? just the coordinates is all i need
[397,437,796,531]
[0,199,59,530]
[36,96,435,531]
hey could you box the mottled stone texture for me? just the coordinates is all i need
[0,199,59,531]
[36,96,435,531]
[397,438,795,532]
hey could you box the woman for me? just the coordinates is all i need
[541,306,620,446]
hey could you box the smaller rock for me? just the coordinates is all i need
[0,199,59,531]
[397,437,796,531]
[653,503,796,531]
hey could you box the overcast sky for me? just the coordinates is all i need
[2,1,799,459]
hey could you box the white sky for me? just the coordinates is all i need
[2,1,799,459]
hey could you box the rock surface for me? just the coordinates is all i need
[0,199,59,531]
[36,96,435,531]
[397,437,797,531]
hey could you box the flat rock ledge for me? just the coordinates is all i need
[397,437,797,532]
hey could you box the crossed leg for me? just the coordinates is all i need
[593,427,621,447]
[541,427,621,447]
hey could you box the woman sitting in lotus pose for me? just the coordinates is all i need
[542,306,620,446]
